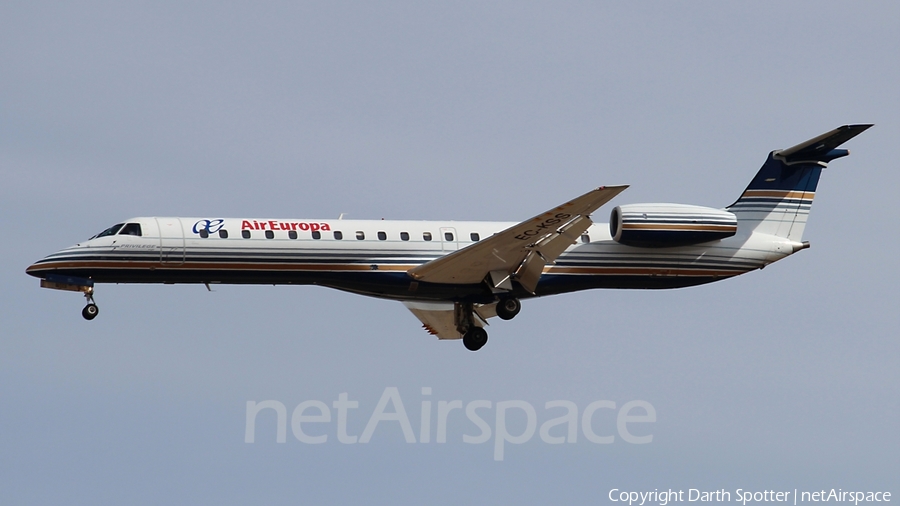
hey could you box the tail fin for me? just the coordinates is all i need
[727,124,872,240]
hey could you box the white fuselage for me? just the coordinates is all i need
[27,216,793,303]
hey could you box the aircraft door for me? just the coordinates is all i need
[439,227,458,252]
[156,218,185,265]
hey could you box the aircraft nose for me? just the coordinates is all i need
[26,256,54,279]
[27,244,89,280]
[26,261,46,278]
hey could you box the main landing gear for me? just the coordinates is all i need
[496,297,521,321]
[456,297,521,351]
[463,327,488,351]
[81,288,99,321]
[455,302,488,352]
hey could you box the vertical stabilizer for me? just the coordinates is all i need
[727,124,872,241]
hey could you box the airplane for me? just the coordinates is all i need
[26,125,872,351]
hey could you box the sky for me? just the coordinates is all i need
[1,2,898,504]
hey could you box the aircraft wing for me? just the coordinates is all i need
[407,185,628,293]
[403,301,495,340]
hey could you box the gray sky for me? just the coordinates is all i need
[2,2,898,504]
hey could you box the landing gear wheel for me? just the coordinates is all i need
[82,303,99,320]
[496,297,521,320]
[463,327,488,351]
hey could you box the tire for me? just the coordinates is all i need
[463,327,488,351]
[496,298,521,321]
[82,304,99,321]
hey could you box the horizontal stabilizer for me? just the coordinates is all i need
[777,124,873,164]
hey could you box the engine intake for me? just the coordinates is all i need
[610,203,737,247]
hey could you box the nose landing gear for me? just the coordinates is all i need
[82,303,99,320]
[81,288,99,321]
[37,276,99,321]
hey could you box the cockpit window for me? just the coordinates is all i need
[118,223,142,236]
[92,223,124,239]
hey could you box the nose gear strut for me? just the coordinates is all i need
[81,287,99,320]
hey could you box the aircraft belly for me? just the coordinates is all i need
[28,242,758,301]
[533,273,730,296]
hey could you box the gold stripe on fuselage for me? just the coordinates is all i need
[26,260,421,273]
[544,265,745,277]
[620,223,737,231]
[740,190,815,199]
[28,259,749,278]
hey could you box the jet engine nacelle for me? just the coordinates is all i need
[610,203,737,247]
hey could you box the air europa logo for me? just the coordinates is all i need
[241,220,332,232]
[193,219,225,234]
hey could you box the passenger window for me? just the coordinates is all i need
[312,231,321,239]
[199,229,209,238]
[219,229,228,238]
[377,231,387,240]
[444,232,454,241]
[423,232,432,241]
[119,223,142,236]
[581,234,590,244]
[470,232,480,242]
[356,231,365,240]
[242,230,251,239]
[334,231,343,240]
[400,232,409,241]
[265,230,274,239]
[288,230,298,240]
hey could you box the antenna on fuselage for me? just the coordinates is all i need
[338,213,346,220]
